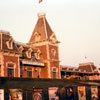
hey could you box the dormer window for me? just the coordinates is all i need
[50,33,57,43]
[7,39,14,49]
[35,49,41,60]
[19,46,24,57]
[9,41,12,48]
[27,48,33,58]
[28,52,31,58]
[34,32,40,42]
[19,46,23,52]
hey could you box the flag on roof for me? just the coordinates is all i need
[39,0,43,3]
[85,56,87,59]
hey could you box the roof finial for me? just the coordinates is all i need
[37,12,46,17]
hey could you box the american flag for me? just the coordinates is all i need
[39,0,43,3]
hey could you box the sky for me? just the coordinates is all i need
[0,0,100,67]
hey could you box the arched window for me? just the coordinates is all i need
[6,39,14,49]
[28,51,31,58]
[34,32,40,42]
[27,48,33,58]
[19,46,23,57]
[35,49,41,60]
[51,49,56,59]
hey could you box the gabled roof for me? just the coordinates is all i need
[29,13,54,43]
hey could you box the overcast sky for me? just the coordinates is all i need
[0,0,100,67]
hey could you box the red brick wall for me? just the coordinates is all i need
[49,45,60,79]
[22,65,48,78]
[38,45,47,60]
[50,61,60,78]
[4,55,19,77]
[35,44,60,79]
[49,45,59,60]
[37,45,49,78]
[40,64,48,78]
[22,65,27,78]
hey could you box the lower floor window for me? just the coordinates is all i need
[27,68,32,78]
[53,72,57,78]
[27,71,32,78]
[0,65,1,76]
[8,68,14,77]
[7,64,14,77]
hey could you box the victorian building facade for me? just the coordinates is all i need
[61,62,100,80]
[0,13,60,79]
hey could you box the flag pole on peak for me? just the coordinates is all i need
[39,0,43,3]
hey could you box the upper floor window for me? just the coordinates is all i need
[51,49,56,59]
[27,48,33,58]
[7,63,14,77]
[9,41,12,48]
[7,39,14,49]
[35,49,41,60]
[52,67,57,79]
[34,32,40,42]
[19,46,23,57]
[28,52,31,58]
[50,34,57,43]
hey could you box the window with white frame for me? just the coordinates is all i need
[19,46,23,57]
[9,41,12,48]
[28,51,31,58]
[7,39,14,49]
[52,67,57,78]
[51,49,56,59]
[7,63,14,77]
[34,32,40,42]
[35,49,41,60]
[27,48,32,58]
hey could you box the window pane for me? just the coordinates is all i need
[0,65,1,76]
[7,64,14,77]
[8,68,14,77]
[53,72,57,78]
[27,71,32,78]
[8,64,13,68]
[20,64,23,77]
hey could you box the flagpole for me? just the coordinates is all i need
[38,0,44,14]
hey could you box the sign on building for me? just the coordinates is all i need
[0,89,4,100]
[91,86,98,100]
[33,88,43,100]
[48,87,59,100]
[9,89,23,100]
[78,86,86,100]
[65,87,74,100]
